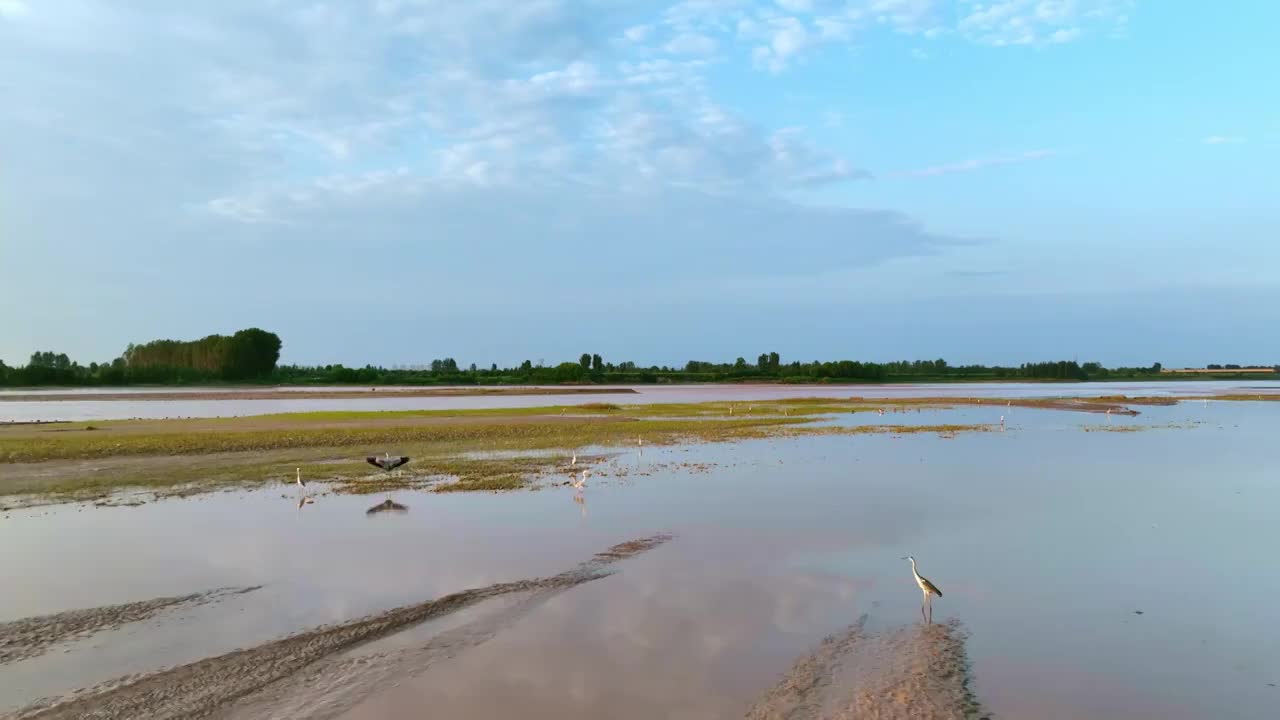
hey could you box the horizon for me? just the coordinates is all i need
[3,1,1278,368]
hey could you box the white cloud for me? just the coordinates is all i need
[892,149,1057,177]
[0,0,28,19]
[775,0,814,12]
[1203,135,1245,145]
[664,31,720,54]
[958,0,1130,46]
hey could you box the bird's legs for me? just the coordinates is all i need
[921,594,928,623]
[926,594,933,624]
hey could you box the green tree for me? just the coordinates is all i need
[579,353,592,370]
[591,354,603,371]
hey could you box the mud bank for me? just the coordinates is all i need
[0,586,261,666]
[746,618,986,720]
[0,387,638,403]
[9,534,671,720]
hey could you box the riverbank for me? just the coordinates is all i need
[0,395,1222,509]
[0,386,639,403]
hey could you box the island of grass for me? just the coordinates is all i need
[0,394,1265,509]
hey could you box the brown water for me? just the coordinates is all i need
[1,401,1278,717]
[2,380,1276,421]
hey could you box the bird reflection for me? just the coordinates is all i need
[296,495,315,510]
[572,489,587,518]
[366,498,409,515]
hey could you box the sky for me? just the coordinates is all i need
[2,0,1277,369]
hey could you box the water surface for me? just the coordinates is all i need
[1,401,1277,717]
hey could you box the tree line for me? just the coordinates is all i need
[0,329,281,386]
[2,339,1273,388]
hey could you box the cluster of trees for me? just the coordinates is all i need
[124,329,281,380]
[265,352,1182,386]
[0,329,282,386]
[3,341,1271,388]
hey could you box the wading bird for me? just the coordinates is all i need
[902,556,943,624]
[367,453,410,475]
[295,468,306,489]
[571,452,577,466]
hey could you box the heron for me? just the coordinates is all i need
[295,467,306,489]
[571,452,577,466]
[902,556,943,624]
[367,452,410,476]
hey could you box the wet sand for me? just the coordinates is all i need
[746,618,985,720]
[0,387,638,403]
[9,535,670,720]
[0,586,261,666]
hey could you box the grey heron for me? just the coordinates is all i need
[295,468,306,489]
[902,556,943,624]
[367,452,410,475]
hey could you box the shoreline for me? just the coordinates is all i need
[0,386,640,403]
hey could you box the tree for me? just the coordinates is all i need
[734,357,747,370]
[769,352,780,371]
[758,353,769,370]
[591,354,603,371]
[579,353,592,370]
[1151,362,1163,373]
[520,359,533,371]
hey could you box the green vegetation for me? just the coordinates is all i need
[0,398,1012,506]
[2,329,281,385]
[4,331,1276,388]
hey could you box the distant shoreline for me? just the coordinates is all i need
[0,386,641,403]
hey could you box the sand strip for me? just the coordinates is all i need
[0,387,638,403]
[0,586,262,666]
[10,534,671,720]
[746,619,987,720]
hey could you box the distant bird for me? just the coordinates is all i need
[367,453,410,473]
[295,467,306,489]
[572,470,588,490]
[638,437,643,446]
[999,415,1005,428]
[902,556,943,624]
[571,452,577,466]
[296,495,314,510]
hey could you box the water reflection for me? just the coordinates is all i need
[2,403,1279,718]
[366,498,409,516]
[2,380,1275,422]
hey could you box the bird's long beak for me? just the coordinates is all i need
[900,556,909,560]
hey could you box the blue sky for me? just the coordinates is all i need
[2,0,1277,368]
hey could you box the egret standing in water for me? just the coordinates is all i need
[295,468,306,489]
[902,556,943,624]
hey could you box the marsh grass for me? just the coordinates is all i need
[0,393,1229,506]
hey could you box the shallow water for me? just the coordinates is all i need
[1,401,1278,717]
[1,380,1276,422]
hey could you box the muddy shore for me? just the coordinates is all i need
[0,387,638,403]
[8,535,671,720]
